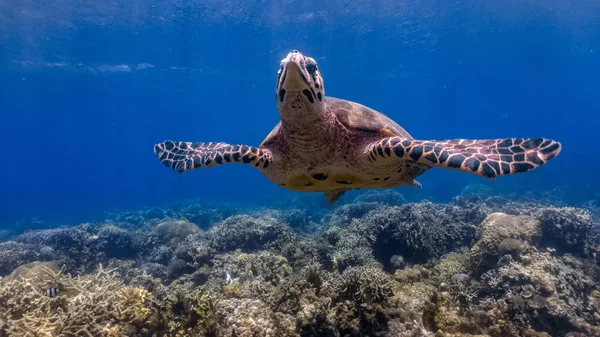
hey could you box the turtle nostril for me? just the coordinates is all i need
[290,50,299,53]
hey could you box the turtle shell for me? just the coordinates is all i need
[261,97,413,148]
[326,97,413,139]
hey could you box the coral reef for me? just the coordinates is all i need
[216,298,296,337]
[325,200,486,271]
[208,214,296,253]
[5,223,157,275]
[469,212,542,273]
[106,198,243,230]
[0,241,45,276]
[153,219,201,247]
[0,264,156,336]
[0,192,598,336]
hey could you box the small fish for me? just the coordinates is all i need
[45,287,60,297]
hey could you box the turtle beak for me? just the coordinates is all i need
[279,50,309,92]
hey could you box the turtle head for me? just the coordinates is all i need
[276,50,325,119]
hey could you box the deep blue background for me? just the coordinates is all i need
[1,0,599,225]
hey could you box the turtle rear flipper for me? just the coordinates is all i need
[324,189,348,205]
[369,137,561,179]
[154,141,272,173]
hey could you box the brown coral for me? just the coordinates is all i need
[1,264,157,337]
[216,298,295,337]
[153,219,201,247]
[470,212,542,272]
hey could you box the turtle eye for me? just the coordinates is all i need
[306,59,318,75]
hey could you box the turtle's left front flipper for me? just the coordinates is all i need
[154,141,272,173]
[367,137,561,179]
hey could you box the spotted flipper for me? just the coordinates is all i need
[154,141,272,173]
[368,137,561,179]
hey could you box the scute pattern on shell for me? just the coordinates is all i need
[326,97,412,139]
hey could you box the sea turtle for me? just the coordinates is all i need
[154,50,562,205]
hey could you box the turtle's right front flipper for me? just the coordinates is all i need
[367,137,561,179]
[154,141,272,173]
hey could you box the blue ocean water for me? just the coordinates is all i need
[0,0,599,226]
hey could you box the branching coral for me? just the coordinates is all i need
[1,264,157,336]
[182,288,219,334]
[430,251,470,286]
[264,208,316,234]
[0,241,43,276]
[208,214,296,253]
[320,266,398,336]
[334,266,395,304]
[327,201,485,269]
[321,202,383,229]
[212,251,292,286]
[538,207,593,254]
[13,224,157,274]
[151,280,220,337]
[96,225,157,260]
[15,226,92,271]
[328,227,376,271]
[216,298,295,337]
